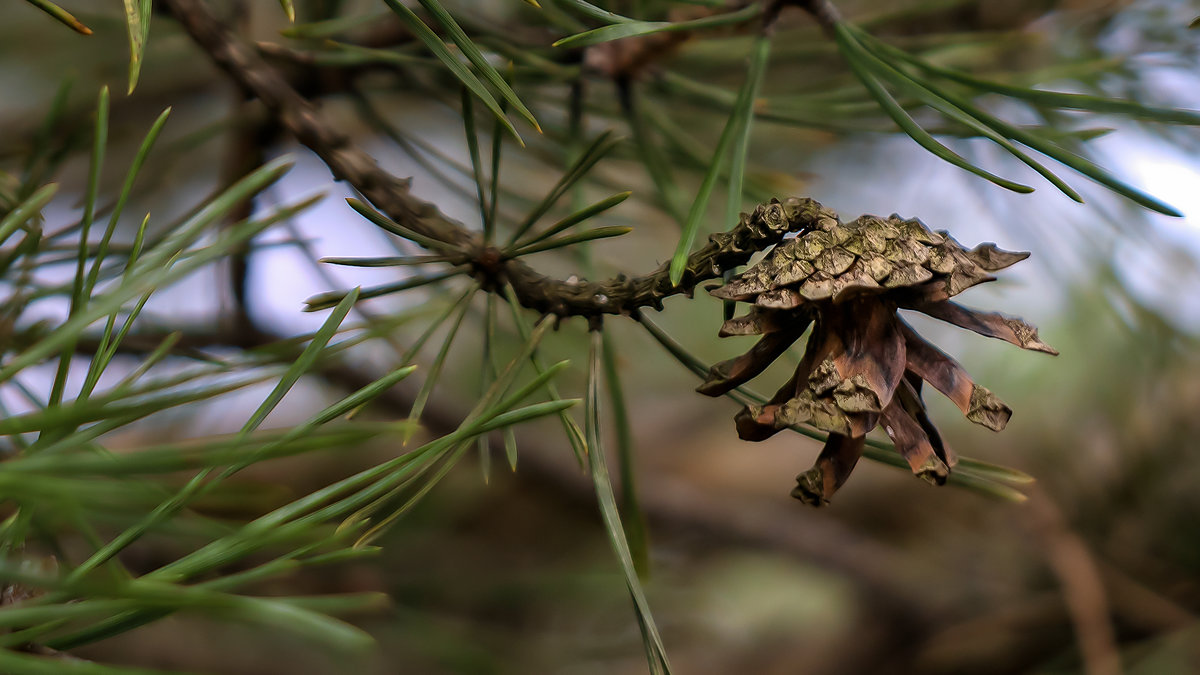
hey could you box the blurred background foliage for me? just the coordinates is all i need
[2,0,1200,673]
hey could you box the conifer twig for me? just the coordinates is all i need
[162,0,831,319]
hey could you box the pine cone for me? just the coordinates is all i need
[699,203,1057,506]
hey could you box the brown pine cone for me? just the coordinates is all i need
[699,202,1057,506]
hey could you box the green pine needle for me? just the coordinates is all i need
[508,225,632,257]
[123,0,153,94]
[381,0,528,144]
[23,0,92,35]
[834,25,1036,195]
[601,330,649,579]
[553,3,761,48]
[417,0,541,134]
[507,130,622,244]
[514,191,631,248]
[586,331,672,674]
[668,33,773,286]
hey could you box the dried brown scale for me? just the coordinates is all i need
[717,307,791,336]
[879,393,947,483]
[899,375,956,469]
[698,314,812,396]
[700,210,1056,506]
[903,298,1058,354]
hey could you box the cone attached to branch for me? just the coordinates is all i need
[699,203,1056,506]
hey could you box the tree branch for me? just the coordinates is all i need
[161,0,835,319]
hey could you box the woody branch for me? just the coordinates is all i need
[161,0,832,320]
